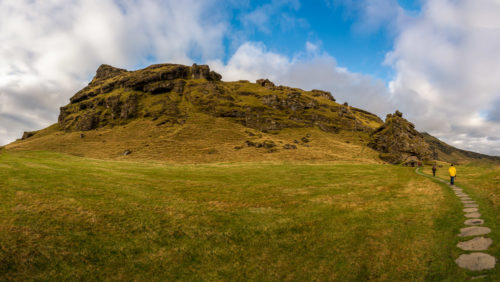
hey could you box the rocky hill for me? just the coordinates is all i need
[368,111,433,164]
[6,63,496,164]
[57,63,381,134]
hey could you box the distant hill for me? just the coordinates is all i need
[422,133,500,164]
[4,63,498,164]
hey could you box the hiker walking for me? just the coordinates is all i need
[432,164,437,177]
[448,164,457,185]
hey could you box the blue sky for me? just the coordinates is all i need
[221,0,421,80]
[1,0,500,156]
[231,0,393,78]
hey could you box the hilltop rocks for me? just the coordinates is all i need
[57,62,383,149]
[191,64,222,81]
[256,78,275,89]
[69,64,216,104]
[311,89,335,101]
[60,64,221,131]
[368,111,433,164]
[93,64,127,81]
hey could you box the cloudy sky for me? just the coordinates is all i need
[1,0,499,156]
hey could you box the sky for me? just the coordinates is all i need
[1,0,499,156]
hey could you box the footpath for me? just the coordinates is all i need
[416,168,496,274]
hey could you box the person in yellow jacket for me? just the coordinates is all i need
[449,164,457,185]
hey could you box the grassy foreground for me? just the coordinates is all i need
[0,151,480,280]
[422,163,500,280]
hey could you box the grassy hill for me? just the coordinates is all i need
[7,62,495,164]
[5,113,382,164]
[422,133,500,164]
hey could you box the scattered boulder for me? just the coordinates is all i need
[262,140,276,149]
[123,149,132,156]
[283,144,297,149]
[244,140,276,149]
[245,140,256,147]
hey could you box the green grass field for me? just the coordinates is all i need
[1,151,498,280]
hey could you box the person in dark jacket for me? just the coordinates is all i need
[432,164,437,177]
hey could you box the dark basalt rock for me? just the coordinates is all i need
[21,131,36,140]
[57,62,379,148]
[368,111,433,164]
[256,78,275,89]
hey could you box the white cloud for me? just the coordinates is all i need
[210,41,393,116]
[0,0,227,145]
[2,0,499,157]
[386,0,500,156]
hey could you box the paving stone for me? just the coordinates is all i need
[465,219,484,226]
[459,227,491,237]
[464,212,481,218]
[455,253,496,271]
[457,237,493,251]
[462,200,476,204]
[464,208,479,213]
[457,194,470,198]
[464,203,479,208]
[459,196,472,200]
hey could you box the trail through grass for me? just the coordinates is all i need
[421,163,500,280]
[0,151,477,280]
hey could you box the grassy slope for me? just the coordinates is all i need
[0,151,473,280]
[421,164,500,280]
[5,113,382,164]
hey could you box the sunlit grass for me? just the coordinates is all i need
[0,151,481,280]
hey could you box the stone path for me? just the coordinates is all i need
[415,168,496,273]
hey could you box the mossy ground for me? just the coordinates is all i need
[6,113,382,164]
[0,151,479,280]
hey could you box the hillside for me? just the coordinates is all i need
[422,133,500,164]
[4,63,497,164]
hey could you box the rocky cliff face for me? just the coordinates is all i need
[58,63,382,135]
[368,111,433,164]
[52,62,459,164]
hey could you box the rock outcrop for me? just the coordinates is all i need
[368,111,433,164]
[57,63,382,135]
[52,62,452,164]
